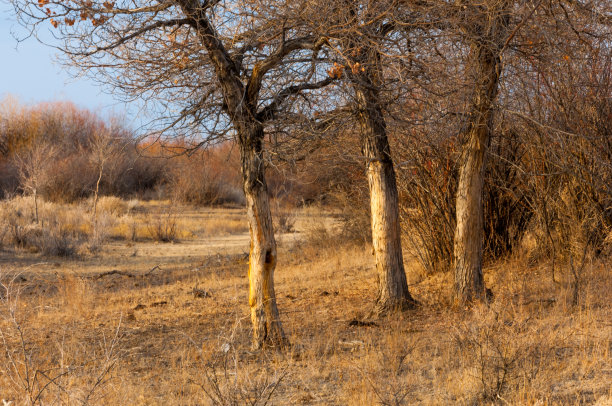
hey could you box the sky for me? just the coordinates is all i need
[0,7,142,126]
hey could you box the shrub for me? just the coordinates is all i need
[146,209,179,242]
[165,146,244,206]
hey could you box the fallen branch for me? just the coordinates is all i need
[144,265,163,276]
[94,265,163,280]
[94,270,135,280]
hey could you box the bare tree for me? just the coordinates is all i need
[320,0,417,314]
[11,0,336,348]
[14,141,57,224]
[450,0,512,303]
[89,127,113,241]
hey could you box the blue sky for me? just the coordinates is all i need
[0,7,141,124]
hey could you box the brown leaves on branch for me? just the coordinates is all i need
[44,0,112,28]
[92,15,107,26]
[327,62,344,79]
[327,62,365,78]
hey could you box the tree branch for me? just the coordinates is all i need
[257,77,336,122]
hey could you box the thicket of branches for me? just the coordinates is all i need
[391,0,611,273]
[0,98,249,205]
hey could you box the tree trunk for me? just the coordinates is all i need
[453,117,490,302]
[92,165,103,242]
[33,188,39,224]
[240,124,286,349]
[453,41,503,303]
[354,81,416,315]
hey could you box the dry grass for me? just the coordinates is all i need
[0,202,610,405]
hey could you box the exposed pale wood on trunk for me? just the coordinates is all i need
[241,131,286,349]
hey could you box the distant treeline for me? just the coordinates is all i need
[0,98,249,205]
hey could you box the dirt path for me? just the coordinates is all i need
[1,205,335,277]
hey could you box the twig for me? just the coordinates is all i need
[144,265,163,276]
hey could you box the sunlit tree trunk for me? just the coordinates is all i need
[354,76,416,314]
[240,124,286,349]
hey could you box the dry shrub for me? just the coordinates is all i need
[202,215,248,236]
[145,208,179,242]
[396,126,533,274]
[165,145,245,206]
[271,200,296,234]
[303,221,332,248]
[88,211,117,252]
[58,273,94,316]
[518,121,612,290]
[453,305,532,403]
[396,133,457,274]
[197,347,286,405]
[344,330,418,406]
[95,195,129,216]
[0,196,121,256]
[3,209,32,248]
[190,322,286,406]
[126,199,141,213]
[395,118,610,275]
[275,211,296,233]
[329,187,371,246]
[110,217,139,241]
[0,98,167,203]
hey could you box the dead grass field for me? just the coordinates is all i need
[0,199,610,405]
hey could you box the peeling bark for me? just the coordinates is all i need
[453,109,491,303]
[177,0,287,348]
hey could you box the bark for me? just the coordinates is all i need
[240,124,286,349]
[354,75,416,314]
[453,38,504,303]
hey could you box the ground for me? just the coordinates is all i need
[0,200,610,405]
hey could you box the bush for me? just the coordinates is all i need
[146,208,179,242]
[394,120,609,274]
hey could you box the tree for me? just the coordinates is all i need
[401,0,611,303]
[322,0,417,314]
[450,0,512,302]
[14,141,57,224]
[89,123,123,245]
[12,0,334,348]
